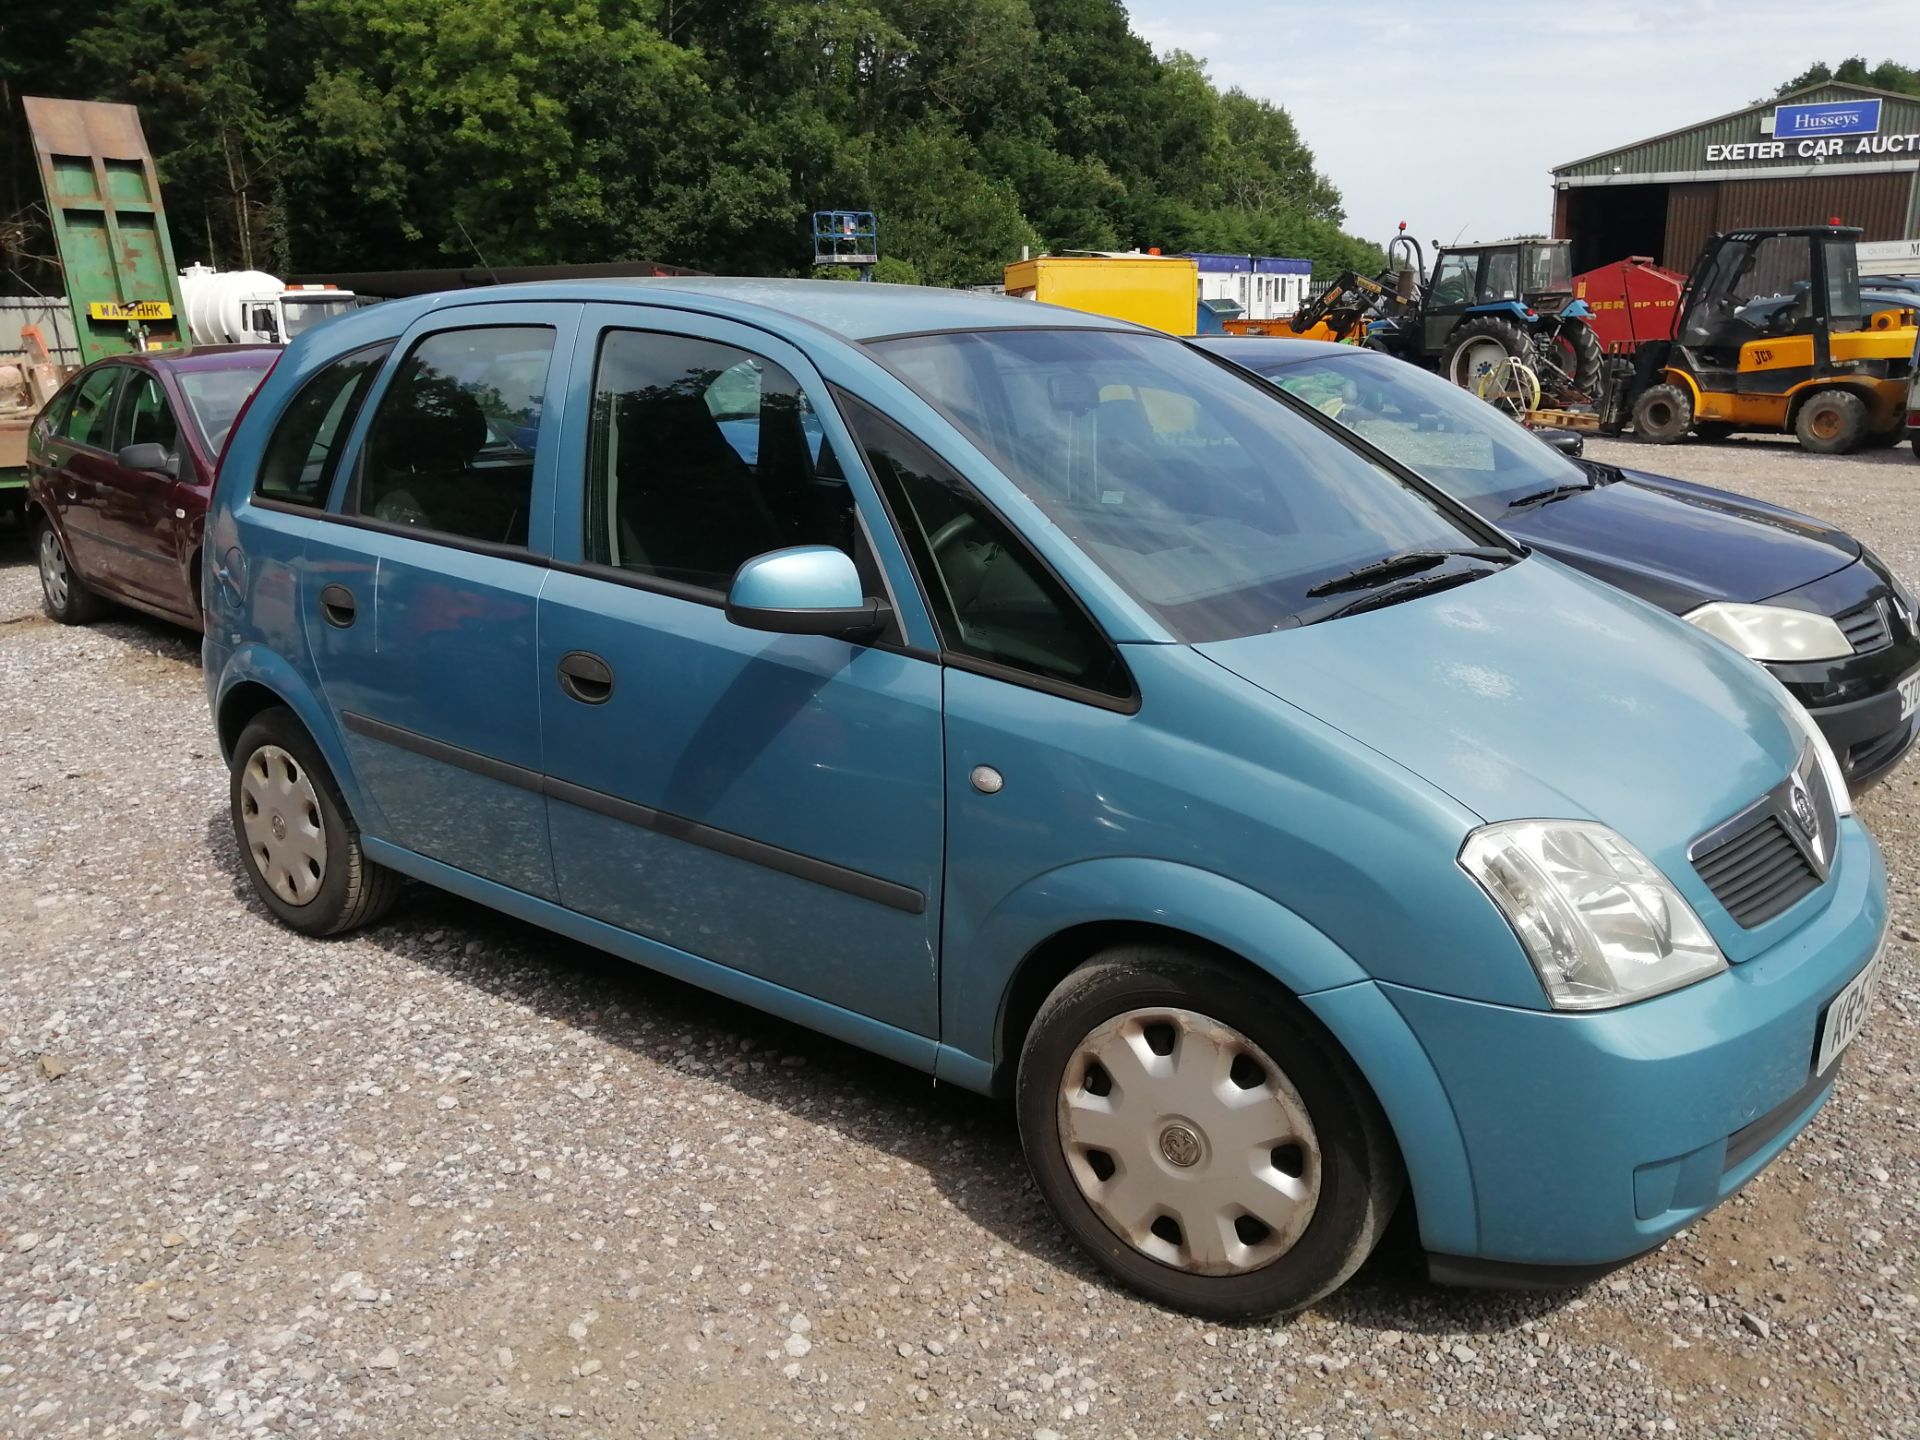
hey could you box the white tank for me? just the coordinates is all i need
[179,263,287,345]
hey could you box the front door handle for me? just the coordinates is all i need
[319,584,358,628]
[557,650,614,705]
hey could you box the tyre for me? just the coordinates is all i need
[1016,947,1403,1318]
[1794,390,1868,455]
[1631,382,1693,444]
[35,514,107,624]
[1442,317,1530,392]
[1693,422,1737,443]
[230,708,400,937]
[1550,318,1605,395]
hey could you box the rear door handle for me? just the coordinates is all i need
[319,584,358,628]
[557,650,614,704]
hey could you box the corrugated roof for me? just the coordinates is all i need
[1553,82,1920,178]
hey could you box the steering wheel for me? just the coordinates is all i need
[928,512,985,559]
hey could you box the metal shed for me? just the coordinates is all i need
[1551,83,1920,273]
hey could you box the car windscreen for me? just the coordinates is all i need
[280,297,356,340]
[868,328,1490,640]
[179,365,272,453]
[1228,347,1586,508]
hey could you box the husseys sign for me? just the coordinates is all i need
[1705,97,1920,163]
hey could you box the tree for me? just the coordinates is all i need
[1775,58,1920,98]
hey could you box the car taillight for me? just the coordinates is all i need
[216,353,280,480]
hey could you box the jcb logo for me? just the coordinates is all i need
[1752,347,1774,365]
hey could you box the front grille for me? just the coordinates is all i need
[1837,599,1891,654]
[1693,813,1820,928]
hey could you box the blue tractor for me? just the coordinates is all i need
[1365,230,1604,403]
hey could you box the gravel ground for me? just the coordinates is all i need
[2,435,1918,1439]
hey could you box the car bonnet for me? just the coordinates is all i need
[1194,557,1804,876]
[1502,470,1857,611]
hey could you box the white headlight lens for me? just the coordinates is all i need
[1683,601,1852,662]
[1460,821,1727,1010]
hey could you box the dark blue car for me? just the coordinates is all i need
[1199,337,1920,791]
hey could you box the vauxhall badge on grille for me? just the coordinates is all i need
[1789,779,1818,839]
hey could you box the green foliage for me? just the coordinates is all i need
[15,0,1379,291]
[1775,58,1920,98]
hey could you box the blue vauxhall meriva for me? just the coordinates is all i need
[204,280,1887,1317]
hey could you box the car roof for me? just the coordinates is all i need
[101,345,281,375]
[368,277,1149,344]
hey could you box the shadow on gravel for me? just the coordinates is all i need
[198,802,1588,1334]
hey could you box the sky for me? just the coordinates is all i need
[1125,0,1915,252]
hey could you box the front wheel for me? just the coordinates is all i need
[1017,948,1403,1318]
[1442,317,1529,392]
[231,708,400,936]
[1631,382,1694,444]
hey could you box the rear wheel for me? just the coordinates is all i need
[231,708,400,936]
[1442,317,1530,392]
[35,515,107,624]
[1632,382,1694,444]
[1017,947,1402,1318]
[1794,390,1868,455]
[1548,319,1605,395]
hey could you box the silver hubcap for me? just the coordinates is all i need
[39,529,70,610]
[1452,335,1508,386]
[240,745,328,905]
[1058,1007,1321,1276]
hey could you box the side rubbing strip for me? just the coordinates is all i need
[343,711,543,790]
[340,712,926,915]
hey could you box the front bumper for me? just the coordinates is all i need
[1385,820,1886,1272]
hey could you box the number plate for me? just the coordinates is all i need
[86,300,174,322]
[1814,954,1882,1076]
[1899,668,1920,722]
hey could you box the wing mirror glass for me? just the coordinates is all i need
[725,545,889,640]
[117,442,177,475]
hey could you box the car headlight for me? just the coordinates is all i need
[1459,821,1727,1010]
[1683,601,1852,662]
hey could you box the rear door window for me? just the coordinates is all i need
[60,367,123,450]
[352,327,555,547]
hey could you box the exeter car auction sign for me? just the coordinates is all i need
[1707,98,1920,162]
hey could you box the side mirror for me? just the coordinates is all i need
[725,545,889,640]
[117,442,177,475]
[1535,427,1584,458]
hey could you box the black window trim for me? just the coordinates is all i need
[250,339,396,512]
[573,323,918,654]
[829,384,1140,715]
[340,322,556,537]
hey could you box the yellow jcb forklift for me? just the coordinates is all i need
[1614,225,1915,454]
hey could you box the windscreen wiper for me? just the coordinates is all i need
[1305,547,1513,597]
[1317,565,1496,620]
[1504,479,1594,510]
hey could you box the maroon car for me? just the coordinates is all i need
[27,346,277,630]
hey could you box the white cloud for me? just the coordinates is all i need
[1123,0,1916,255]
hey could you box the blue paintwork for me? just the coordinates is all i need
[729,545,866,612]
[207,277,1890,1276]
[1386,820,1884,1264]
[1561,297,1593,320]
